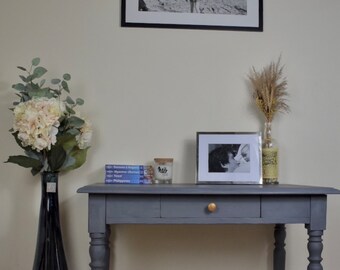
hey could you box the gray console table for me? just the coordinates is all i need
[77,184,340,270]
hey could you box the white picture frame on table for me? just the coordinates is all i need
[196,132,262,184]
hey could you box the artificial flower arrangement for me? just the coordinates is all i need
[6,58,92,175]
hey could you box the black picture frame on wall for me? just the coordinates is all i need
[196,132,262,184]
[121,0,263,31]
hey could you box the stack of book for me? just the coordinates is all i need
[105,164,154,184]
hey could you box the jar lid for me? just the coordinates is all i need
[154,158,173,163]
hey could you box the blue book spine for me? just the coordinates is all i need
[105,173,153,180]
[105,164,152,170]
[105,178,152,184]
[106,169,153,175]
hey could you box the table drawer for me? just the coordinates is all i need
[261,196,310,218]
[161,195,260,218]
[106,195,160,218]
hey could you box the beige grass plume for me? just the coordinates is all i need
[248,57,289,122]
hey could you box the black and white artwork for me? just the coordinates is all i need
[139,0,247,15]
[197,132,262,184]
[122,0,263,31]
[208,144,250,173]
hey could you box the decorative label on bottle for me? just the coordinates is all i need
[47,182,57,193]
[262,147,279,179]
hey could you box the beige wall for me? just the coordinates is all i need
[1,0,340,269]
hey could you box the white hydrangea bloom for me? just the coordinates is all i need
[76,120,92,149]
[13,97,64,152]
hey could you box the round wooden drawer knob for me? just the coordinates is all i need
[207,203,217,213]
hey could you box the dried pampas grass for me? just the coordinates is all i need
[248,57,289,122]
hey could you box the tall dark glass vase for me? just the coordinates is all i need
[33,172,68,270]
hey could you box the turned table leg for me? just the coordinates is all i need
[307,229,323,270]
[89,226,111,270]
[274,224,286,270]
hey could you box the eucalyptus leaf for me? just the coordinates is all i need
[68,116,85,128]
[25,83,32,91]
[12,83,25,91]
[5,155,42,168]
[63,73,71,81]
[32,57,40,66]
[66,105,75,115]
[39,79,46,87]
[17,66,27,71]
[33,66,47,78]
[21,94,30,102]
[27,73,38,82]
[50,88,61,96]
[51,78,61,85]
[61,80,70,93]
[28,88,54,99]
[30,82,40,90]
[65,96,75,105]
[19,75,28,82]
[76,98,84,105]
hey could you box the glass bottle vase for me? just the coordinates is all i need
[33,172,68,270]
[262,121,279,184]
